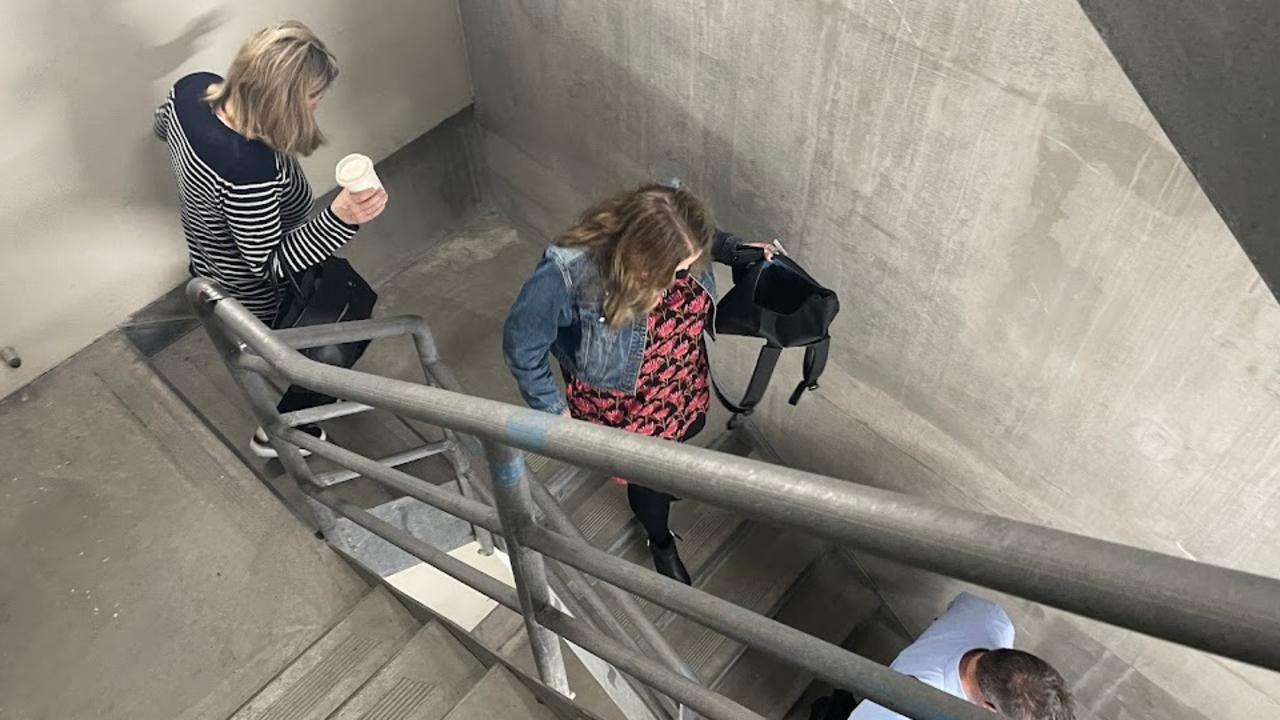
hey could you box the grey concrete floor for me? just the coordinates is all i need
[0,332,368,720]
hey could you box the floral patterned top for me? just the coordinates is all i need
[566,272,711,440]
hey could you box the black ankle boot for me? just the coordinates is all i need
[648,533,691,585]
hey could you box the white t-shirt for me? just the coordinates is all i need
[849,593,1015,720]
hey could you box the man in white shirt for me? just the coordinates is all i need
[848,593,1074,720]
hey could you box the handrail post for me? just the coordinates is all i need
[406,319,494,554]
[485,442,571,697]
[526,478,699,686]
[461,464,676,719]
[190,283,335,534]
[237,369,341,536]
[438,437,496,555]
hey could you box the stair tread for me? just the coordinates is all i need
[541,463,605,515]
[605,499,748,638]
[150,329,422,509]
[570,481,633,550]
[442,665,557,720]
[778,614,915,720]
[231,587,420,720]
[714,553,881,718]
[847,615,913,667]
[501,632,629,720]
[662,523,823,685]
[470,604,526,653]
[629,496,746,576]
[330,622,485,720]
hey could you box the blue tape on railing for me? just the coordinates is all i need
[504,410,555,453]
[491,459,527,488]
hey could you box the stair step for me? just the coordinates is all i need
[778,609,916,720]
[470,605,526,653]
[714,553,881,718]
[570,481,634,551]
[442,665,557,720]
[150,329,417,509]
[523,452,559,483]
[313,442,453,488]
[488,498,749,720]
[330,622,485,720]
[847,614,913,667]
[231,587,420,720]
[662,523,822,685]
[545,464,607,514]
[331,495,477,578]
[606,500,748,637]
[501,632,628,720]
[641,498,748,581]
[524,451,607,522]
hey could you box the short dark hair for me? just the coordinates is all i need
[975,649,1075,720]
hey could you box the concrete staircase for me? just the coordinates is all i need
[129,217,916,719]
[227,586,574,720]
[153,367,913,720]
[477,451,915,720]
[219,462,913,720]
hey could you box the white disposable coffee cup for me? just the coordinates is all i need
[335,153,383,193]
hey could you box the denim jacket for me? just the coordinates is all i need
[503,231,746,414]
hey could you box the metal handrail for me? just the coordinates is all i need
[189,278,1280,720]
[191,286,684,720]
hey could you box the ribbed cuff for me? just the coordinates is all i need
[322,205,360,233]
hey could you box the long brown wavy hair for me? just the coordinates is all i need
[557,184,714,328]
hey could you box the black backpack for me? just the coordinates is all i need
[714,249,840,417]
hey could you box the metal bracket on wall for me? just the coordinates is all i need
[1,346,20,369]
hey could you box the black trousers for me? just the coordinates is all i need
[626,414,706,544]
[276,385,339,414]
[808,691,857,720]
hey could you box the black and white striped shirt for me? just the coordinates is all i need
[154,72,357,321]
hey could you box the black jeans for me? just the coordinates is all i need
[276,385,339,414]
[626,414,707,544]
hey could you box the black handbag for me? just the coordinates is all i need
[270,252,378,368]
[714,249,839,416]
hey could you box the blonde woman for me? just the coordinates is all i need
[154,20,387,458]
[503,183,773,583]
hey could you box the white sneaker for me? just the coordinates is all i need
[249,425,325,459]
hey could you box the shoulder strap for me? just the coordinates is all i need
[787,336,829,405]
[711,343,782,416]
[267,246,307,299]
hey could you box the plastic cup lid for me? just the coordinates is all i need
[336,154,372,185]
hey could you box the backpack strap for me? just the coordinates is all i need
[787,336,829,405]
[712,342,783,416]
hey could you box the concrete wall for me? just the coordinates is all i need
[1077,1,1280,304]
[457,1,1280,717]
[0,0,472,398]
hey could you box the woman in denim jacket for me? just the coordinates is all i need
[503,183,772,583]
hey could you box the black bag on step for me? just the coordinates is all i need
[270,253,378,368]
[714,249,839,415]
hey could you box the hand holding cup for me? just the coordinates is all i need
[331,153,388,225]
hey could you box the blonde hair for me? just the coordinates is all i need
[205,20,338,156]
[557,184,714,328]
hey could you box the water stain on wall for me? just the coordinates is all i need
[993,95,1195,376]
